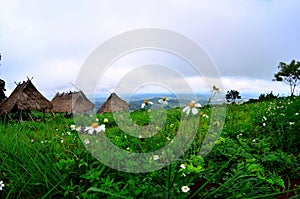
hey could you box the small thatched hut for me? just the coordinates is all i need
[97,93,129,114]
[0,79,53,115]
[50,91,94,114]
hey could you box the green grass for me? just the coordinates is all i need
[0,96,300,198]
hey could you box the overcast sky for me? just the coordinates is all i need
[1,0,300,100]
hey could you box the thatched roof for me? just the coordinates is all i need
[97,93,129,114]
[0,79,53,115]
[51,91,94,113]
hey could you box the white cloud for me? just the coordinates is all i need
[222,76,291,97]
[1,0,300,100]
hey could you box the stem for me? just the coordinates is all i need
[246,189,300,199]
[188,148,240,199]
[290,82,293,96]
[167,163,172,198]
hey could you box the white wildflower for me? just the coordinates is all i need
[153,155,160,160]
[84,139,90,145]
[180,164,186,169]
[141,100,153,109]
[70,124,76,130]
[85,123,105,135]
[181,185,190,193]
[0,181,4,191]
[213,85,220,93]
[158,97,168,105]
[183,101,201,115]
[75,126,81,132]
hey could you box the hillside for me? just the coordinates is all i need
[0,96,299,198]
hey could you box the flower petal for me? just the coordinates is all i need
[98,124,105,132]
[195,103,202,108]
[141,103,145,108]
[181,185,190,193]
[88,129,94,135]
[186,108,191,115]
[183,106,189,113]
[95,126,102,133]
[85,127,92,131]
[192,108,199,115]
[148,101,153,105]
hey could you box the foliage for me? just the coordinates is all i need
[273,59,300,96]
[246,91,279,104]
[258,91,278,101]
[0,97,300,198]
[0,53,7,102]
[225,90,241,104]
[0,79,6,103]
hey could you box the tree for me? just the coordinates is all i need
[225,90,241,104]
[0,53,7,102]
[258,91,278,101]
[273,59,300,96]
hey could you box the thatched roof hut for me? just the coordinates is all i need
[50,91,94,114]
[97,93,129,114]
[0,79,53,115]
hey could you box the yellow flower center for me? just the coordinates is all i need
[144,100,148,105]
[214,121,220,127]
[213,85,219,91]
[188,101,196,108]
[91,123,99,128]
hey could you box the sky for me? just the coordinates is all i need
[1,0,300,100]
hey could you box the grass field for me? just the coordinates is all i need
[0,97,300,198]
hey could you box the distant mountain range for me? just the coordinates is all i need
[94,92,260,111]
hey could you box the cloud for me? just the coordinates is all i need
[1,0,300,99]
[221,76,290,96]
